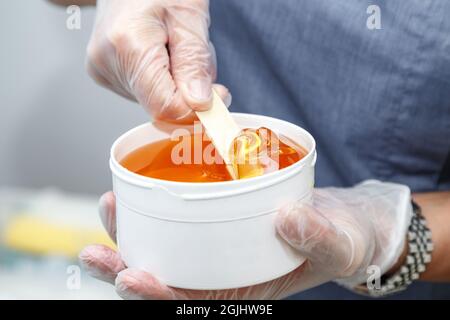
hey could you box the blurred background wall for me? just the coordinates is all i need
[0,1,147,196]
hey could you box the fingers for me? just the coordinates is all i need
[275,201,356,277]
[114,267,308,300]
[87,9,195,123]
[117,23,196,123]
[85,57,137,102]
[114,269,246,300]
[86,0,231,123]
[98,191,117,242]
[114,269,213,300]
[166,0,219,111]
[131,44,198,123]
[113,264,310,300]
[115,268,180,300]
[79,244,126,284]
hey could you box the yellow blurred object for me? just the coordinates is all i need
[4,214,116,258]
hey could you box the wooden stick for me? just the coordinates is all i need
[195,90,241,179]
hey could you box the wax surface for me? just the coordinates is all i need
[120,128,307,183]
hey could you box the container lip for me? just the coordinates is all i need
[110,113,316,189]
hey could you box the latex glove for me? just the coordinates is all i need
[79,180,412,299]
[86,0,231,123]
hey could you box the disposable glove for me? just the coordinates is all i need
[86,0,231,123]
[79,180,412,299]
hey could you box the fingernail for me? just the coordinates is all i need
[116,271,144,300]
[78,247,94,266]
[78,246,106,280]
[188,79,212,102]
[223,93,232,108]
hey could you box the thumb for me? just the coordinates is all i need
[165,0,217,111]
[275,202,356,276]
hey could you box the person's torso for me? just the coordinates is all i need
[210,0,450,299]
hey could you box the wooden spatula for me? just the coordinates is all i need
[195,90,241,180]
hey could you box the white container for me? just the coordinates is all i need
[110,113,316,290]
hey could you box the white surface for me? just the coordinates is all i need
[110,113,316,289]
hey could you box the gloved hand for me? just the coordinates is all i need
[86,0,231,123]
[79,180,412,299]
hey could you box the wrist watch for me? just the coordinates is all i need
[354,200,433,297]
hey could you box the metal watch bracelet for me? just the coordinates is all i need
[354,199,433,297]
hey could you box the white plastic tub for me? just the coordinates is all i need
[110,113,316,290]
